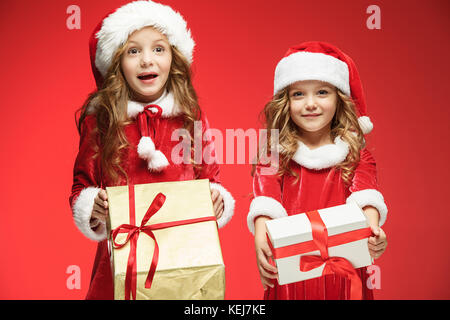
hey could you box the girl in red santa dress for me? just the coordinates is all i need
[69,0,235,300]
[248,41,388,300]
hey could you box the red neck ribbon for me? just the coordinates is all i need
[137,104,162,141]
[268,210,372,300]
[111,184,216,300]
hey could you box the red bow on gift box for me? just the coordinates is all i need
[300,210,370,300]
[111,184,216,300]
[268,210,372,300]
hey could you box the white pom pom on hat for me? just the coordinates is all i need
[274,41,373,134]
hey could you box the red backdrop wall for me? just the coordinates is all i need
[0,0,449,299]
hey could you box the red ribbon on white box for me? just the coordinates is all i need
[267,210,372,299]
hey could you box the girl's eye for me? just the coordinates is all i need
[318,90,328,95]
[128,48,139,55]
[292,91,303,97]
[154,46,165,53]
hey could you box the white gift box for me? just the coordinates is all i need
[265,203,373,285]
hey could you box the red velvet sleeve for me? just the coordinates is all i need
[70,115,102,206]
[247,159,287,234]
[347,148,388,226]
[69,115,106,241]
[349,148,378,192]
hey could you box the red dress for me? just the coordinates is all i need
[69,91,235,299]
[247,136,387,300]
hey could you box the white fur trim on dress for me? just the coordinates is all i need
[358,116,373,135]
[346,189,388,227]
[95,0,195,77]
[247,196,288,235]
[292,136,350,170]
[210,182,235,229]
[127,91,182,119]
[274,51,350,95]
[72,187,107,241]
[87,90,182,118]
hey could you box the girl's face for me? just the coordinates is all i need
[121,26,172,103]
[288,80,338,135]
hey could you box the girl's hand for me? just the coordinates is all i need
[90,189,109,228]
[210,189,224,220]
[368,225,388,260]
[254,216,278,290]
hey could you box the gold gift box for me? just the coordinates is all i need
[106,179,225,300]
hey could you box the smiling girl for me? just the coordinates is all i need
[248,41,388,300]
[69,0,234,299]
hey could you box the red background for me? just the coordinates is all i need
[0,0,449,299]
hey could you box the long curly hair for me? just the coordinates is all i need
[256,86,365,185]
[75,38,201,184]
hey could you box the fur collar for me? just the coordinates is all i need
[86,90,183,118]
[127,90,182,118]
[291,136,350,170]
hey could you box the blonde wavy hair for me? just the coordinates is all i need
[76,38,201,185]
[256,86,365,185]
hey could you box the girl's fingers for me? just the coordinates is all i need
[91,211,104,222]
[261,242,275,261]
[368,241,386,249]
[258,260,278,279]
[368,243,386,253]
[370,225,380,236]
[215,195,223,208]
[261,276,274,289]
[369,249,385,260]
[98,189,108,201]
[216,202,224,219]
[95,194,109,209]
[368,235,386,246]
[92,203,109,223]
[93,201,107,213]
[258,248,278,274]
[210,189,219,202]
[213,196,223,217]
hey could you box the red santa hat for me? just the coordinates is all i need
[273,41,373,134]
[89,0,195,89]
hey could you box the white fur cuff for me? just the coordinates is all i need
[247,196,288,235]
[210,183,235,229]
[346,189,388,226]
[72,187,107,241]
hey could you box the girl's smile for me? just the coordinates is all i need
[137,72,159,83]
[301,113,321,117]
[137,74,159,85]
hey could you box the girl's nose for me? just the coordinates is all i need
[140,51,154,67]
[305,95,317,110]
